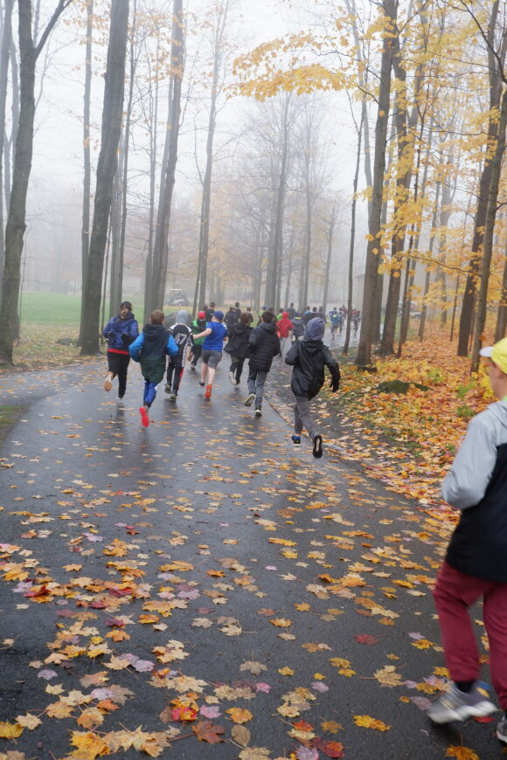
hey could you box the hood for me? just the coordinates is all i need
[280,312,289,320]
[117,311,135,322]
[302,337,325,354]
[260,321,277,334]
[306,317,325,340]
[144,323,166,342]
[176,309,189,325]
[234,323,251,336]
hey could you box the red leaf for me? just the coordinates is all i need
[314,737,345,757]
[354,634,378,645]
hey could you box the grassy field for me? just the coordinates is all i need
[0,405,26,444]
[20,292,82,325]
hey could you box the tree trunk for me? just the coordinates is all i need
[78,0,93,345]
[495,253,507,341]
[0,0,72,365]
[0,0,14,293]
[108,159,122,315]
[321,207,335,317]
[457,0,503,356]
[343,108,363,356]
[80,0,129,356]
[147,0,184,315]
[266,95,290,310]
[471,87,507,372]
[356,0,397,366]
[4,32,19,213]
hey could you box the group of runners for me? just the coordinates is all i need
[100,297,507,744]
[102,299,339,457]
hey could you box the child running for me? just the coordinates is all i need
[190,311,207,370]
[129,310,178,427]
[102,301,139,398]
[427,337,507,739]
[276,311,293,355]
[165,310,193,400]
[245,310,280,417]
[285,317,340,457]
[193,309,227,400]
[226,312,253,386]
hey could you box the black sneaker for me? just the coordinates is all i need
[118,391,125,400]
[312,434,323,458]
[291,435,301,445]
[199,381,205,387]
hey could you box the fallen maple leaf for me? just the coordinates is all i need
[0,722,23,739]
[354,714,391,731]
[445,748,480,760]
[232,724,251,747]
[192,720,225,743]
[354,633,377,645]
[314,738,345,757]
[15,714,41,730]
[227,708,253,724]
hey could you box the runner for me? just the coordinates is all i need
[245,310,280,417]
[276,311,293,355]
[165,310,193,401]
[102,301,139,399]
[190,311,207,370]
[329,307,341,343]
[225,312,252,386]
[193,310,228,400]
[129,310,178,427]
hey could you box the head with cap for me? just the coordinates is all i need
[176,309,189,325]
[306,317,325,341]
[480,338,507,399]
[212,310,224,322]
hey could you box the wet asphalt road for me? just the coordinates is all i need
[0,356,502,759]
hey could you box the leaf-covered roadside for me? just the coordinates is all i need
[270,326,491,507]
[0,324,96,374]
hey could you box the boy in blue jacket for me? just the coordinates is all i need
[103,301,139,398]
[129,310,178,427]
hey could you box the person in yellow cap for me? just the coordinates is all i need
[427,337,507,739]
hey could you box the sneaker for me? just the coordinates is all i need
[199,381,205,387]
[204,384,212,400]
[244,393,255,407]
[164,384,171,394]
[104,374,113,392]
[255,408,262,417]
[139,406,150,428]
[169,392,177,401]
[228,372,236,386]
[497,713,507,742]
[190,365,196,371]
[118,391,125,400]
[312,434,323,459]
[427,681,497,724]
[292,435,301,445]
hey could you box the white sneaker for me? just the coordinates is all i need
[104,374,113,392]
[228,372,236,386]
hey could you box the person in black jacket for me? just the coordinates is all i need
[285,317,339,458]
[244,311,280,417]
[225,312,252,385]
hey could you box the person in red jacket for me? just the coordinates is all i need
[276,311,293,355]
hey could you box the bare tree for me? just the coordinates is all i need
[0,0,73,365]
[80,0,129,355]
[78,0,93,344]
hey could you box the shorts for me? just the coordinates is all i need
[202,349,222,368]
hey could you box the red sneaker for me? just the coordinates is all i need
[139,406,150,427]
[204,384,212,400]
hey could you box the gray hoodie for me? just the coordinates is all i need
[442,400,507,509]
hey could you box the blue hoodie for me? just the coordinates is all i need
[103,312,139,353]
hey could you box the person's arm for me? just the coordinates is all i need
[194,327,212,340]
[323,346,340,390]
[166,334,179,358]
[129,333,144,361]
[442,412,498,509]
[285,341,299,365]
[249,328,259,350]
[103,318,113,339]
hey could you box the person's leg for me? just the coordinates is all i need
[294,399,303,434]
[254,370,268,409]
[207,367,216,386]
[173,358,184,393]
[245,366,256,405]
[166,358,175,390]
[295,396,318,439]
[117,355,129,397]
[236,357,245,383]
[483,581,507,711]
[105,353,118,390]
[200,361,208,385]
[192,344,202,367]
[144,382,157,408]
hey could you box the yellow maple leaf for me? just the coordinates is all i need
[278,667,294,676]
[445,747,479,760]
[227,708,253,724]
[69,730,111,758]
[295,603,310,611]
[0,721,23,738]
[354,715,391,731]
[15,713,41,730]
[269,618,292,627]
[321,720,343,733]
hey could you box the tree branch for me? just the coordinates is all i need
[34,0,73,60]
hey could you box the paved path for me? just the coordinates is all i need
[0,358,500,759]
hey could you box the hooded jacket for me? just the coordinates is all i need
[170,311,193,358]
[225,309,238,333]
[277,312,293,339]
[285,338,340,399]
[191,318,207,346]
[225,322,252,359]
[103,311,139,353]
[443,400,507,581]
[129,324,178,383]
[248,321,280,371]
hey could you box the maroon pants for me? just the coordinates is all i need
[434,561,507,709]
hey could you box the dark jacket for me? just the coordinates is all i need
[225,309,238,333]
[103,312,139,353]
[291,317,305,337]
[443,401,507,582]
[285,338,340,399]
[225,322,252,359]
[249,321,280,371]
[129,324,178,383]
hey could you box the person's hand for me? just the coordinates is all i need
[330,380,339,392]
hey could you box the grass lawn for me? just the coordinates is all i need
[20,292,82,325]
[0,405,26,445]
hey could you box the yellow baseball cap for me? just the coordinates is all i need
[480,337,507,374]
